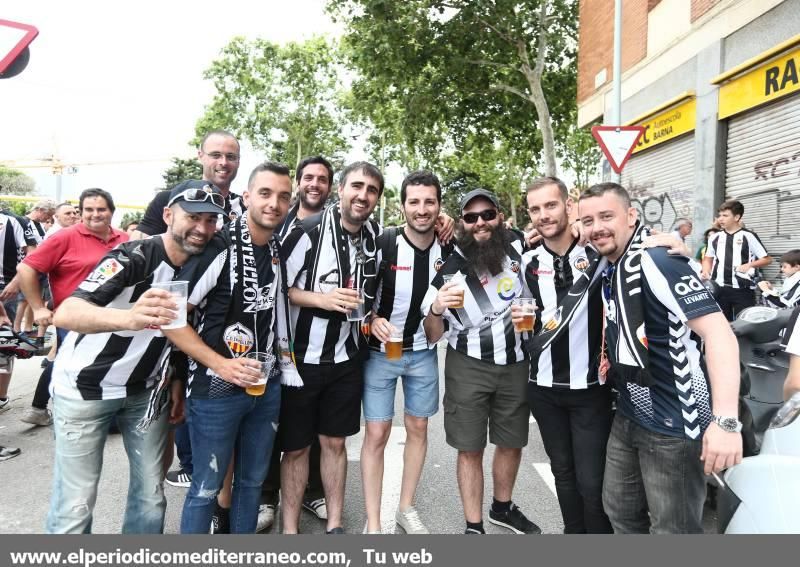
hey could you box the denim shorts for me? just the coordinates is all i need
[362,348,439,421]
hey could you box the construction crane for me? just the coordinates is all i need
[0,155,182,202]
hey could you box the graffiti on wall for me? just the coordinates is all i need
[630,192,684,232]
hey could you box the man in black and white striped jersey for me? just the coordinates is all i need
[701,200,772,321]
[46,185,226,533]
[422,188,540,535]
[519,177,613,533]
[279,161,384,534]
[360,171,453,534]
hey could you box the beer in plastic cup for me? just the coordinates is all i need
[150,280,189,329]
[385,329,403,360]
[443,274,465,309]
[512,298,536,333]
[244,351,273,396]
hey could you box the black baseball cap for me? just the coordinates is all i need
[460,188,500,214]
[167,180,226,215]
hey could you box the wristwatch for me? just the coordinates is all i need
[712,415,743,433]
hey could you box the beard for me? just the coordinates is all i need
[172,230,207,256]
[458,225,509,276]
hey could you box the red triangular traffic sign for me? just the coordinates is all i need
[591,126,645,174]
[0,19,38,76]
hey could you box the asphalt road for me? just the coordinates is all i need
[0,343,716,534]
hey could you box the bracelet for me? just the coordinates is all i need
[430,307,444,317]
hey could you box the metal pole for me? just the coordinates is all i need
[612,0,623,183]
[55,171,62,203]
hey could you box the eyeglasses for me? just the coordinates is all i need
[462,209,497,224]
[602,265,616,301]
[205,152,240,162]
[168,188,225,209]
[553,256,567,289]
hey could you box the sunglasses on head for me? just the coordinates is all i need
[462,209,498,224]
[168,188,225,209]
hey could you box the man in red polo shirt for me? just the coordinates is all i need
[17,188,128,426]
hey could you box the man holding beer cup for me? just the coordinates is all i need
[161,163,294,533]
[360,171,454,534]
[422,188,540,535]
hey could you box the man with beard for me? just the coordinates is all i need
[422,189,540,535]
[579,182,742,533]
[279,161,383,534]
[257,156,336,531]
[46,184,226,533]
[517,177,613,533]
[162,162,293,533]
[361,171,452,534]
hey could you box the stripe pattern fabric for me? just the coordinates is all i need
[707,229,768,290]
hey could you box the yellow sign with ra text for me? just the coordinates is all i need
[718,46,800,119]
[630,98,696,154]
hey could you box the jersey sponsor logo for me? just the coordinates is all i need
[256,284,275,311]
[531,269,554,276]
[78,258,123,292]
[574,256,589,271]
[673,275,712,305]
[224,322,254,356]
[390,264,412,271]
[497,277,516,300]
[434,258,444,272]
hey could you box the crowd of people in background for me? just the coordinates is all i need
[1,129,798,536]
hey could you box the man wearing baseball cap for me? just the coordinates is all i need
[422,188,540,535]
[45,180,226,533]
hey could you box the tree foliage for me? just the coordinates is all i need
[330,0,579,187]
[160,157,203,191]
[196,36,350,168]
[119,211,144,230]
[559,113,601,192]
[0,166,36,195]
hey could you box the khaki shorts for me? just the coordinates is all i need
[443,347,529,451]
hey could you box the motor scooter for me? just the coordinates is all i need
[715,306,800,533]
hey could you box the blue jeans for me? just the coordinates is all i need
[175,423,193,473]
[180,381,281,534]
[46,390,169,533]
[363,348,439,421]
[602,414,705,534]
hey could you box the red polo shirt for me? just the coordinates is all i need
[22,223,129,308]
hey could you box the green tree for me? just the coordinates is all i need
[329,0,578,176]
[196,36,350,168]
[0,166,36,195]
[160,157,203,190]
[119,211,144,230]
[559,113,601,192]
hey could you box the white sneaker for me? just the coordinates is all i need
[395,506,429,534]
[20,407,52,426]
[302,497,328,520]
[363,522,382,534]
[256,504,276,533]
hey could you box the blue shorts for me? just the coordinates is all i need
[362,348,439,421]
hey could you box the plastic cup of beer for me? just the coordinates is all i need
[442,274,465,309]
[244,351,274,396]
[512,298,536,333]
[385,329,403,361]
[346,287,366,322]
[150,280,189,329]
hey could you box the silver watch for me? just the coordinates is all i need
[712,415,743,433]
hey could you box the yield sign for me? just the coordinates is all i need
[591,126,645,174]
[0,19,38,75]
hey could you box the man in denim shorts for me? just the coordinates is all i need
[361,171,452,534]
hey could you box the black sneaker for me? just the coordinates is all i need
[165,468,192,488]
[211,504,230,534]
[326,527,345,534]
[0,445,22,461]
[464,527,484,534]
[488,503,542,534]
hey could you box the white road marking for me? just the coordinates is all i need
[533,463,557,496]
[348,426,407,532]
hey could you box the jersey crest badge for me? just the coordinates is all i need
[434,258,444,272]
[574,257,589,272]
[224,322,254,356]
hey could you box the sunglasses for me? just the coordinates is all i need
[462,209,498,224]
[168,188,225,209]
[553,256,567,289]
